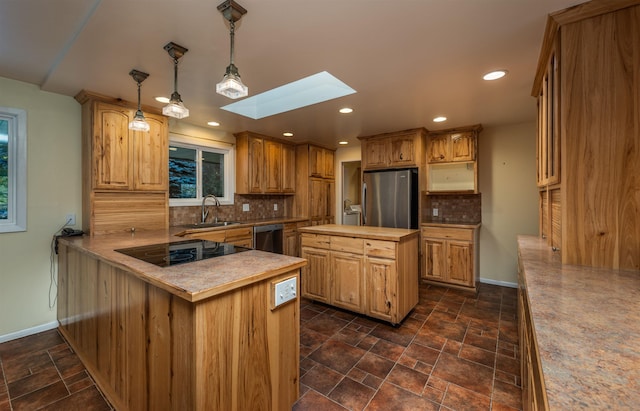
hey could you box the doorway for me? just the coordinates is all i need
[342,161,361,225]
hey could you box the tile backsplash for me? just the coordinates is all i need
[423,193,481,224]
[169,194,294,226]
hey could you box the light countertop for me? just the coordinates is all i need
[517,235,640,409]
[59,229,306,303]
[298,224,419,241]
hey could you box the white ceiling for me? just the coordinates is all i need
[0,0,585,148]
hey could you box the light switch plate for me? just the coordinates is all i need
[242,203,250,212]
[273,277,297,308]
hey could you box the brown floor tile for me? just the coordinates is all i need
[369,324,416,347]
[442,383,491,411]
[294,389,348,411]
[365,382,439,411]
[331,327,370,347]
[0,330,63,358]
[38,386,111,411]
[328,377,375,411]
[386,364,429,396]
[459,344,496,368]
[422,316,467,342]
[464,331,498,352]
[10,380,69,411]
[369,339,405,362]
[7,367,61,399]
[496,353,520,376]
[301,327,329,350]
[492,379,522,409]
[309,339,367,374]
[304,313,349,337]
[355,352,395,379]
[300,364,343,395]
[403,342,441,366]
[432,352,494,397]
[362,373,383,390]
[3,351,55,383]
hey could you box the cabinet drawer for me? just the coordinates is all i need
[422,227,473,241]
[331,236,364,254]
[365,240,396,259]
[300,233,331,249]
[225,227,253,241]
[187,231,226,242]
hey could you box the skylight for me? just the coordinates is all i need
[220,71,356,119]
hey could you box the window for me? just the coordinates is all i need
[169,135,234,206]
[0,107,27,233]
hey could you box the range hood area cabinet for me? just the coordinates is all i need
[235,131,296,195]
[75,91,169,235]
[358,128,427,171]
[426,124,481,194]
[532,2,640,270]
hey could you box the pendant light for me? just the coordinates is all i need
[128,69,150,132]
[162,42,190,119]
[216,0,248,99]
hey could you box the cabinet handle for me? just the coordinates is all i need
[439,154,444,159]
[399,153,403,160]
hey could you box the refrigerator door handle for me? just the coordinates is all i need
[362,182,367,225]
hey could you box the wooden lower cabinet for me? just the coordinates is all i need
[300,230,418,324]
[57,244,299,411]
[518,257,549,410]
[421,225,479,291]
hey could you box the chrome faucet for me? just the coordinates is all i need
[201,194,221,223]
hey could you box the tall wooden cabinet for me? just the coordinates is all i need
[294,144,336,225]
[532,1,640,270]
[235,131,296,195]
[358,128,427,171]
[75,91,169,235]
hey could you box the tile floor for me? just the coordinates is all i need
[0,283,521,411]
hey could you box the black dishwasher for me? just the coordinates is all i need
[253,224,284,254]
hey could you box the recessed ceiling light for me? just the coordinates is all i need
[283,132,293,137]
[433,116,447,123]
[207,121,220,126]
[339,107,353,114]
[483,70,508,81]
[155,96,170,103]
[221,71,356,119]
[338,141,348,145]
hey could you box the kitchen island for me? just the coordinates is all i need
[57,229,306,411]
[298,224,419,324]
[517,235,640,410]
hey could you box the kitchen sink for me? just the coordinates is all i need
[185,221,240,228]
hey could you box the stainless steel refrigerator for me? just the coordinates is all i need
[362,168,418,229]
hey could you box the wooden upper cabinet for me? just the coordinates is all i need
[309,145,335,178]
[264,139,282,193]
[93,103,131,189]
[235,131,295,194]
[92,101,168,191]
[427,127,479,164]
[359,128,426,170]
[536,45,560,187]
[133,114,168,191]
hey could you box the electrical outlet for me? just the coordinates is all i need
[273,203,278,211]
[432,208,439,217]
[242,203,250,212]
[65,213,76,226]
[274,277,297,307]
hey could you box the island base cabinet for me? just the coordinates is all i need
[57,244,299,411]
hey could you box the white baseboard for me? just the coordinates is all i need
[0,321,59,344]
[479,278,517,288]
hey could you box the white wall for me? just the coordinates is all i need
[0,77,82,339]
[335,122,539,286]
[478,122,539,285]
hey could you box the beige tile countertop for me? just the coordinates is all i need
[58,228,306,303]
[298,224,419,241]
[517,235,640,410]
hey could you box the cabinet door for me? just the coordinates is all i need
[426,135,449,163]
[283,229,298,257]
[389,136,416,167]
[264,139,282,193]
[447,240,473,286]
[281,144,296,193]
[94,103,131,189]
[362,139,388,169]
[309,145,324,177]
[300,247,330,302]
[330,251,364,312]
[248,136,264,193]
[309,179,327,220]
[365,257,396,322]
[423,238,446,280]
[323,149,335,178]
[133,114,167,191]
[450,132,475,162]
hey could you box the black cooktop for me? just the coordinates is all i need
[115,239,251,268]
